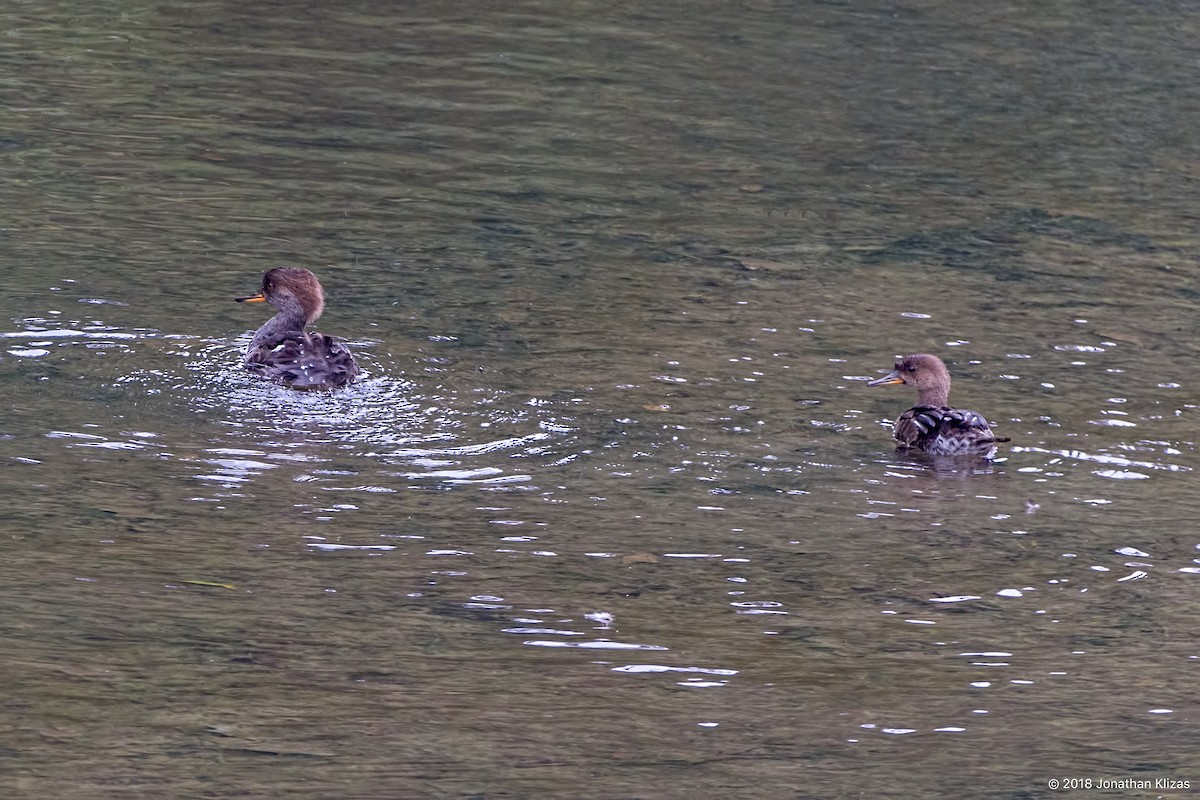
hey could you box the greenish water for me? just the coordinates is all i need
[3,1,1200,797]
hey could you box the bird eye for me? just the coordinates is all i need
[905,366,916,373]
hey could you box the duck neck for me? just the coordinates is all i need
[918,384,950,407]
[249,305,307,352]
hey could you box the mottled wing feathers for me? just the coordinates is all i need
[893,404,1009,456]
[246,331,359,390]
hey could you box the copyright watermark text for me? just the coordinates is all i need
[1047,778,1190,790]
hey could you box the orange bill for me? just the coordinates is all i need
[867,370,904,386]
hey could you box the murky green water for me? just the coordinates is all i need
[4,1,1200,797]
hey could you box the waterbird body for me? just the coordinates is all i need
[867,353,1008,456]
[235,267,359,390]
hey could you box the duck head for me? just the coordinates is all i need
[235,267,326,325]
[868,353,952,406]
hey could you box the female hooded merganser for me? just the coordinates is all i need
[234,267,359,390]
[867,353,1009,456]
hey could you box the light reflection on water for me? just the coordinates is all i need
[71,326,589,495]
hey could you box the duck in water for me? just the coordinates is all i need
[235,267,359,390]
[868,353,1009,456]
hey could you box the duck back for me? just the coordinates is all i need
[893,404,1008,456]
[246,331,359,390]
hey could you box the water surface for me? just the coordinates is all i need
[4,1,1200,797]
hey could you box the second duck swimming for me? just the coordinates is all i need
[868,353,1009,457]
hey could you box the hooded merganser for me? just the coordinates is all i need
[868,353,1009,456]
[234,267,359,390]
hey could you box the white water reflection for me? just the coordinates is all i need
[1012,445,1191,473]
[1,327,140,340]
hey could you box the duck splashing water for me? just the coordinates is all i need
[234,267,359,390]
